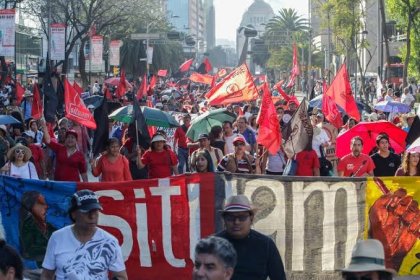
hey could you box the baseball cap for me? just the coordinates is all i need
[233,136,246,145]
[71,189,102,213]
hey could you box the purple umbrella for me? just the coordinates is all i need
[374,100,411,113]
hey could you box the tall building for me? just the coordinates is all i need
[204,0,216,50]
[236,0,274,72]
[167,0,209,57]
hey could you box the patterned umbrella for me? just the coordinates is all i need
[374,100,411,113]
[109,105,180,128]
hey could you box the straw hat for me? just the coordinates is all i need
[7,143,32,162]
[342,239,396,275]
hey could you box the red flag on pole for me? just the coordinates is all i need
[136,74,147,100]
[31,83,43,119]
[178,58,194,72]
[64,79,96,129]
[322,80,343,128]
[115,69,127,98]
[205,64,258,106]
[286,43,300,88]
[325,63,360,122]
[16,82,25,105]
[147,75,156,96]
[274,81,290,102]
[257,83,281,154]
[189,72,214,85]
[157,69,168,77]
[73,81,83,95]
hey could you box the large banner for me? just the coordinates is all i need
[50,23,66,60]
[0,9,16,57]
[90,35,103,72]
[109,40,121,66]
[0,174,418,279]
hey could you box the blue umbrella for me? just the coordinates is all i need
[374,100,411,113]
[308,94,369,113]
[0,115,21,125]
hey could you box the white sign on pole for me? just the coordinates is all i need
[0,9,16,57]
[50,23,66,60]
[147,46,153,64]
[90,35,103,72]
[109,40,121,66]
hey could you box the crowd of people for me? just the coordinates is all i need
[0,72,419,279]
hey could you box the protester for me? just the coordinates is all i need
[209,125,226,154]
[90,137,132,181]
[217,136,260,174]
[0,124,14,168]
[41,121,88,182]
[395,151,420,176]
[173,114,191,173]
[234,116,257,155]
[216,195,286,280]
[22,131,46,179]
[41,189,127,279]
[191,149,214,173]
[0,143,38,179]
[190,134,223,172]
[337,136,375,177]
[192,236,237,280]
[261,147,287,175]
[0,239,23,280]
[371,134,401,176]
[137,133,179,179]
[341,239,395,280]
[222,121,243,154]
[294,142,320,176]
[401,87,415,108]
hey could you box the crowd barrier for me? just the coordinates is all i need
[0,174,419,279]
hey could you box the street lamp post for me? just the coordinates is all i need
[355,30,368,100]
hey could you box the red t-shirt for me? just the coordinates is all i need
[92,154,132,182]
[48,141,87,181]
[174,125,189,149]
[337,153,375,177]
[141,149,178,179]
[295,150,320,176]
[29,144,44,177]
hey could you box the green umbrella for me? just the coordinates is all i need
[109,105,180,128]
[186,108,237,141]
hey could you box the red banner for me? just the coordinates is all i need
[189,72,213,85]
[78,173,215,279]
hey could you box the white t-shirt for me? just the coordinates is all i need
[42,225,125,280]
[224,133,247,154]
[312,127,330,158]
[401,93,415,106]
[9,162,38,179]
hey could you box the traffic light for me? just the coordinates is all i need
[113,66,120,76]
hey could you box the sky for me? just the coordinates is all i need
[214,0,308,43]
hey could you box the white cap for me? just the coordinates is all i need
[151,134,166,143]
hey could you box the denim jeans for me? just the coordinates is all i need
[177,147,190,173]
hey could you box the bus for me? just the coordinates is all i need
[383,62,404,89]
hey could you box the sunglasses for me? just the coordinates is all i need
[223,214,250,222]
[15,149,25,155]
[344,275,373,280]
[234,142,245,147]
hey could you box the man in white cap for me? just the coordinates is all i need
[341,239,396,280]
[216,195,286,280]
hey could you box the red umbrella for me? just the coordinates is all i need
[336,121,407,157]
[104,77,133,89]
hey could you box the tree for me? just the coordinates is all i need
[386,0,420,84]
[21,0,152,86]
[264,9,309,80]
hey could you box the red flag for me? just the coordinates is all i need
[286,43,300,88]
[322,80,343,128]
[31,84,43,119]
[210,75,217,88]
[73,81,83,95]
[136,74,147,100]
[178,58,194,72]
[103,85,112,100]
[205,64,258,106]
[274,81,290,102]
[257,83,281,154]
[189,72,213,85]
[115,69,127,98]
[203,57,212,73]
[64,79,96,129]
[147,75,156,96]
[325,63,360,122]
[16,82,25,105]
[157,69,168,77]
